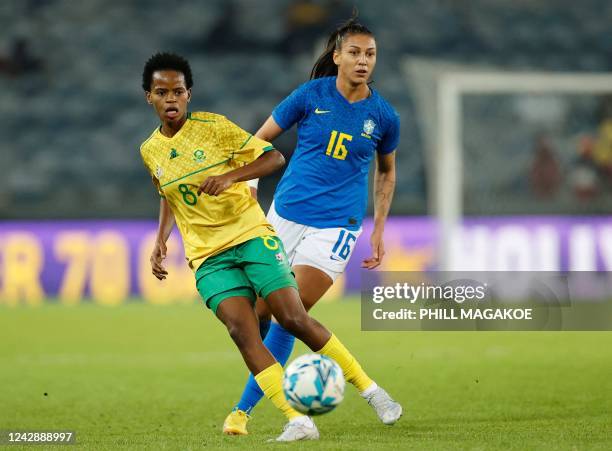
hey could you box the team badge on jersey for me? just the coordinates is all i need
[193,149,206,162]
[275,252,285,262]
[363,119,376,137]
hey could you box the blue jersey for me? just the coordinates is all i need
[272,76,400,230]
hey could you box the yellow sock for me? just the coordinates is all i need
[254,362,302,420]
[317,333,374,393]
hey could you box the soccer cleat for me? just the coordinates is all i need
[365,387,403,425]
[271,417,319,442]
[222,409,250,435]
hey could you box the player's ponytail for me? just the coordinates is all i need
[310,13,374,80]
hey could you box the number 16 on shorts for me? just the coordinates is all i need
[330,230,357,261]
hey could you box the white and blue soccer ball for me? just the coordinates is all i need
[283,353,345,415]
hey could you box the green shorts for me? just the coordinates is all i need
[195,235,297,315]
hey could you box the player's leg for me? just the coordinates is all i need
[288,255,403,426]
[232,266,331,418]
[241,235,402,425]
[232,311,295,419]
[212,294,318,441]
[214,295,275,374]
[237,266,332,415]
[255,299,271,340]
[257,227,364,387]
[292,264,334,311]
[228,208,307,420]
[246,218,338,375]
[264,286,402,425]
[196,249,318,441]
[230,234,347,419]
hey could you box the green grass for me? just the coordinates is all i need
[0,300,610,450]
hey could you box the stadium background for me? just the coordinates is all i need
[2,0,612,303]
[1,1,611,449]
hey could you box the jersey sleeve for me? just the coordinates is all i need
[271,82,309,130]
[218,116,275,164]
[378,110,400,155]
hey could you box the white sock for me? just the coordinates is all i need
[360,382,379,398]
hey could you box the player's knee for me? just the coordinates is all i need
[278,312,311,338]
[226,322,250,349]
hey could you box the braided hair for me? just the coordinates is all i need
[310,15,374,80]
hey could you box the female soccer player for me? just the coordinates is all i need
[224,17,400,435]
[140,52,401,442]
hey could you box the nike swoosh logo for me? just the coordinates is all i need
[329,255,344,261]
[315,108,331,114]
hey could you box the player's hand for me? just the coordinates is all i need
[197,174,235,196]
[150,239,168,280]
[362,228,385,270]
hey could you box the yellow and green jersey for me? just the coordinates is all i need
[140,111,276,271]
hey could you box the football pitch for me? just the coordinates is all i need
[1,300,610,450]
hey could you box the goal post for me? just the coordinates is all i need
[403,60,612,270]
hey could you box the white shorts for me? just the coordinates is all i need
[267,202,362,282]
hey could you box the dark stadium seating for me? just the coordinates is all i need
[1,0,610,218]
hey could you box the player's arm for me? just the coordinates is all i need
[256,115,284,142]
[248,116,286,200]
[362,151,396,270]
[197,149,285,196]
[151,197,175,280]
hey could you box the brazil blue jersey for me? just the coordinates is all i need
[272,76,399,230]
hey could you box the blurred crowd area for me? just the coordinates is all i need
[1,0,611,219]
[463,93,612,215]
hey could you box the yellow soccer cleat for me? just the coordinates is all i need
[222,409,250,435]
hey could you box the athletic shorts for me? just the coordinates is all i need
[195,235,298,315]
[267,202,362,282]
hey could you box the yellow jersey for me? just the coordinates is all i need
[140,111,276,271]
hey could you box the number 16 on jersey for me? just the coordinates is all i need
[325,130,352,160]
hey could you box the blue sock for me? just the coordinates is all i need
[259,319,271,341]
[236,322,295,414]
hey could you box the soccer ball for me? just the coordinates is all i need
[283,353,345,415]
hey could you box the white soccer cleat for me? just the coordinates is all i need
[365,387,403,425]
[272,416,319,442]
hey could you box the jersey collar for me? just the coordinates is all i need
[155,112,191,141]
[332,77,375,107]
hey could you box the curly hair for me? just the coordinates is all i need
[142,52,193,91]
